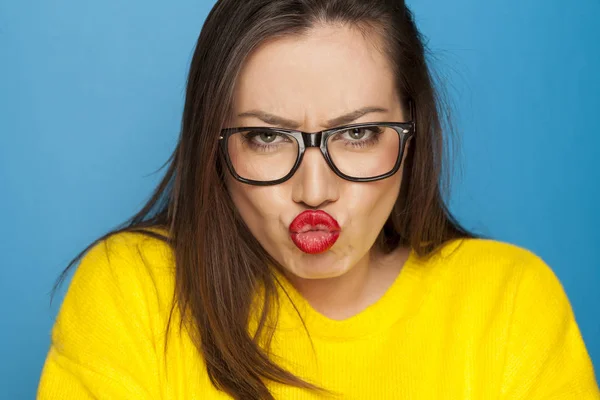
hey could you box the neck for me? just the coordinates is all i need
[284,245,411,320]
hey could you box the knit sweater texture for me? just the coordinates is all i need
[37,231,600,399]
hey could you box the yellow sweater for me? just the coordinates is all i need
[37,231,599,399]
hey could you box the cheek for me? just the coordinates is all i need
[343,173,402,232]
[227,179,289,242]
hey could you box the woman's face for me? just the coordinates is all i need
[225,24,408,280]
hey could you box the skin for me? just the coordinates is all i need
[225,23,412,320]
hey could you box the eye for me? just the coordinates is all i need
[245,130,289,145]
[334,126,382,141]
[346,128,368,140]
[257,132,277,143]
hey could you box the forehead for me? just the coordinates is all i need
[232,24,398,124]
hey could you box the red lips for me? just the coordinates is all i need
[289,210,341,254]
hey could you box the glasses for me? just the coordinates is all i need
[219,112,415,186]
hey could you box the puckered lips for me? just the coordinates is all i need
[288,210,341,254]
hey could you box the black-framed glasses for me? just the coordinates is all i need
[219,106,416,186]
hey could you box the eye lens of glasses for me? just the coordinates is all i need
[225,125,403,182]
[327,126,400,178]
[227,130,299,181]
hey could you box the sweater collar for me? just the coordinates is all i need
[268,239,462,340]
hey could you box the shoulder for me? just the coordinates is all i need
[448,241,600,397]
[79,227,173,278]
[64,227,176,316]
[437,237,556,282]
[440,237,544,266]
[425,237,568,311]
[101,227,174,274]
[43,228,176,398]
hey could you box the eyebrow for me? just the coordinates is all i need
[237,106,389,129]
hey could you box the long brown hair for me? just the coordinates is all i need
[52,0,480,398]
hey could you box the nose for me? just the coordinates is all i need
[291,147,340,208]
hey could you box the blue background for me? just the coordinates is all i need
[1,0,598,397]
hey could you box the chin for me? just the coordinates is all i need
[287,253,352,280]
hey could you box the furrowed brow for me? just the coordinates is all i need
[237,106,389,129]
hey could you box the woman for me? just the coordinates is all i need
[37,0,599,399]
